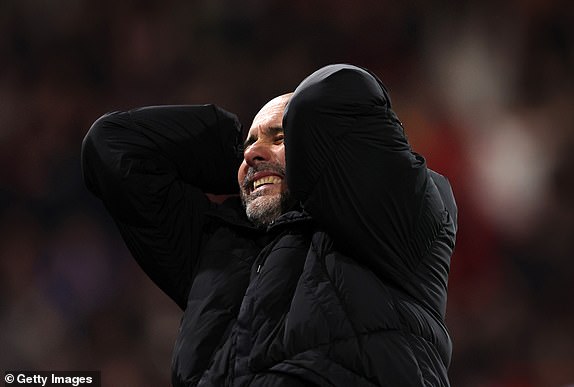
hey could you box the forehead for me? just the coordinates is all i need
[248,94,291,138]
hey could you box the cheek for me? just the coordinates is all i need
[237,161,248,186]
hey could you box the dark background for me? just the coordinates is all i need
[1,1,573,386]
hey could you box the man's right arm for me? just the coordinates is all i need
[81,105,243,309]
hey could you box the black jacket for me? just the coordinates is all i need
[81,64,457,386]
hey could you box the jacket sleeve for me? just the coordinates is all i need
[283,64,457,297]
[81,105,243,308]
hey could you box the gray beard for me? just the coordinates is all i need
[240,189,292,228]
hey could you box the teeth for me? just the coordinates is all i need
[253,176,282,189]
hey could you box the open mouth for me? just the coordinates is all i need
[253,175,282,190]
[242,163,286,196]
[248,171,284,194]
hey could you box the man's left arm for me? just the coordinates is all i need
[283,64,456,289]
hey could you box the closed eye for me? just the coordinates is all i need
[243,127,283,149]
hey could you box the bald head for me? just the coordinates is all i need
[250,93,293,131]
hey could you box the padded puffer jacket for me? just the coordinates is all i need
[81,64,457,386]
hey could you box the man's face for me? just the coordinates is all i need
[238,93,292,227]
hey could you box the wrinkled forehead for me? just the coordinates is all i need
[249,94,292,137]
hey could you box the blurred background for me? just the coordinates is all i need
[1,0,573,386]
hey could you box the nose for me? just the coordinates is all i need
[243,140,272,167]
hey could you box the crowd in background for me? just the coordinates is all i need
[1,1,573,386]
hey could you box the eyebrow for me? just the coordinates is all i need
[243,126,283,149]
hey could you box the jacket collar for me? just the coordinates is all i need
[267,209,312,230]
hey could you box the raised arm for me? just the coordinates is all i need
[283,65,457,310]
[81,105,243,308]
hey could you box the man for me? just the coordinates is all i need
[82,64,457,386]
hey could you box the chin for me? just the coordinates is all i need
[245,194,282,227]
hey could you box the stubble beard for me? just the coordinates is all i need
[240,163,293,228]
[241,191,287,227]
